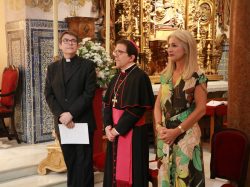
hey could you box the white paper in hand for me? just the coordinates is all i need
[59,123,89,144]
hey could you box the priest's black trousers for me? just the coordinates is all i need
[61,133,94,187]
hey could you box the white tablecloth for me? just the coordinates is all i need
[152,81,228,95]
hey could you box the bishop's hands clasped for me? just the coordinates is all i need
[105,125,119,142]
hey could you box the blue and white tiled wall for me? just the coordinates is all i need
[6,19,67,143]
[217,41,229,81]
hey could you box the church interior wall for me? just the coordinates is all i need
[0,0,7,88]
[0,0,230,144]
[4,1,97,22]
[1,0,97,143]
[0,0,98,86]
[6,19,68,143]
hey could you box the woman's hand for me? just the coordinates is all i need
[157,127,181,145]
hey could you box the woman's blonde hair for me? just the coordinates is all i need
[162,30,198,81]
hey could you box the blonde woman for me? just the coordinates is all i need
[154,30,207,187]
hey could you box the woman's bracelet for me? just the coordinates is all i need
[178,125,185,133]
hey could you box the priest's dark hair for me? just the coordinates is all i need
[59,30,80,44]
[116,39,138,62]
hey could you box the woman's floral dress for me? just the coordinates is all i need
[157,70,207,187]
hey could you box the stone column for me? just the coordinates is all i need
[105,0,110,54]
[228,1,250,186]
[53,0,59,58]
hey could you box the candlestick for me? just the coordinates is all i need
[121,14,124,28]
[208,24,211,37]
[153,16,156,37]
[135,18,138,29]
[197,19,200,35]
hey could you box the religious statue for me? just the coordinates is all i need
[151,0,185,29]
[91,0,105,17]
[217,0,231,32]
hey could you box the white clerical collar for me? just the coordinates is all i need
[121,63,135,72]
[66,58,71,62]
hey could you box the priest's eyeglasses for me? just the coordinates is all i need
[62,38,78,45]
[113,50,127,56]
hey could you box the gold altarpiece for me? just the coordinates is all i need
[109,0,223,81]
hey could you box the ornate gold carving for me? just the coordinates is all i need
[64,0,88,16]
[37,131,66,175]
[187,0,223,80]
[25,0,53,12]
[113,0,187,75]
[112,0,224,80]
[64,0,86,6]
[65,17,97,40]
[152,0,186,30]
[37,144,67,175]
[216,0,231,32]
[199,0,214,25]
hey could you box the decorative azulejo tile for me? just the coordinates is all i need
[6,19,67,143]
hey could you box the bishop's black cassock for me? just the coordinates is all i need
[103,64,155,187]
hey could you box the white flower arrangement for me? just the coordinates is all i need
[77,38,115,88]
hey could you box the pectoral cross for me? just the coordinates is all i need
[112,95,118,107]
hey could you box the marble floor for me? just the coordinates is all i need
[0,138,228,187]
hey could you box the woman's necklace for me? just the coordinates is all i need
[112,66,137,107]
